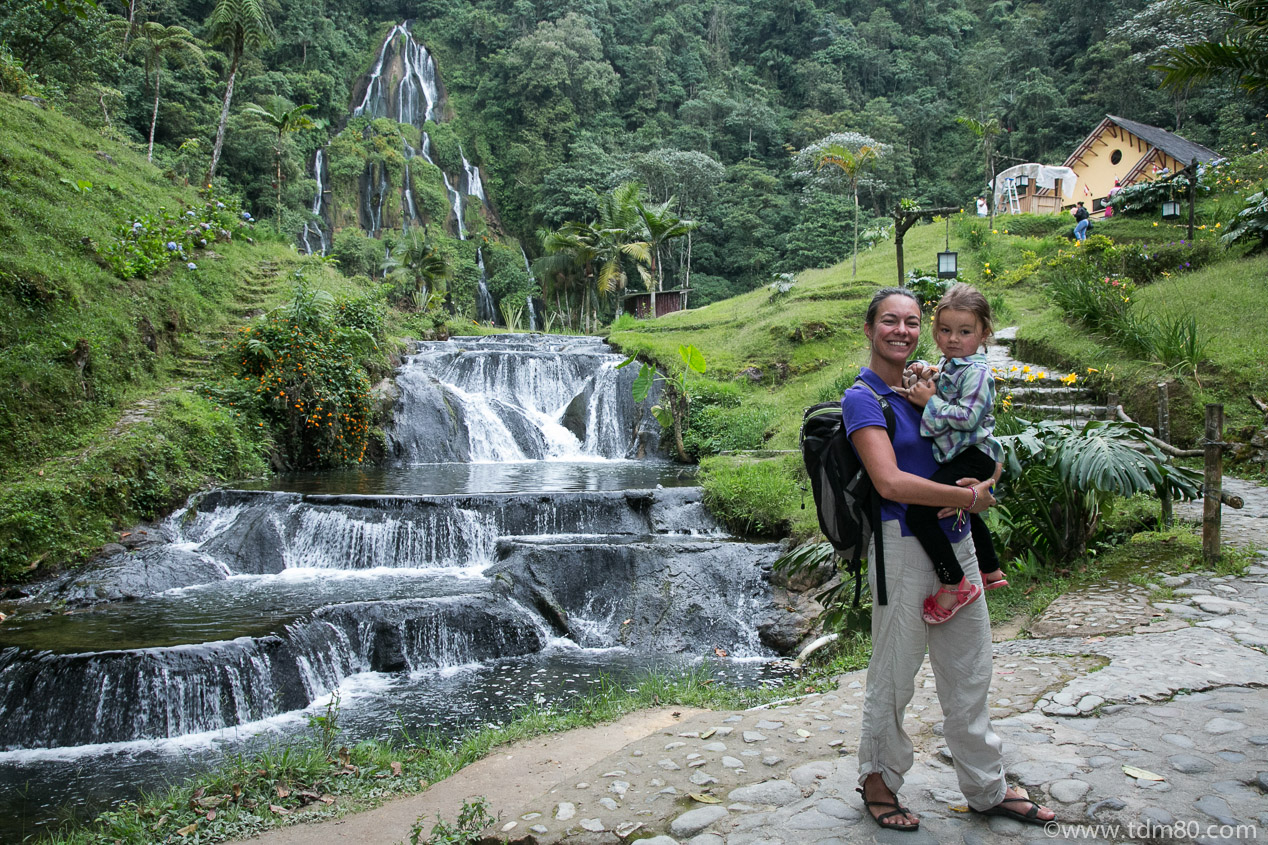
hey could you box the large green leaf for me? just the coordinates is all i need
[632,363,655,403]
[679,344,706,374]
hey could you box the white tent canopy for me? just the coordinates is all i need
[991,163,1077,208]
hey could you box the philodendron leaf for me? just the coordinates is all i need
[632,364,655,402]
[651,405,673,428]
[679,344,706,374]
[616,354,638,369]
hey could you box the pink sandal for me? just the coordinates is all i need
[983,575,1009,591]
[922,578,982,624]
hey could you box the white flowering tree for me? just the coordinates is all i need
[795,132,886,279]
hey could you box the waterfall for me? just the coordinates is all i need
[300,148,330,255]
[402,146,419,230]
[387,334,658,463]
[446,172,466,240]
[522,247,540,331]
[460,145,486,204]
[349,22,489,242]
[476,248,495,323]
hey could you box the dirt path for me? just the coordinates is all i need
[228,708,703,845]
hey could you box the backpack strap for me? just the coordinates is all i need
[852,375,896,606]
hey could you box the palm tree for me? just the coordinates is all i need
[243,98,315,232]
[538,221,601,332]
[384,229,449,311]
[204,0,274,185]
[635,196,697,297]
[592,182,652,305]
[1154,0,1268,93]
[957,116,1002,228]
[816,142,879,280]
[107,20,203,163]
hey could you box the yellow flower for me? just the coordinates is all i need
[1153,222,1159,227]
[1086,367,1099,373]
[1037,371,1048,379]
[1022,365,1031,373]
[992,229,998,234]
[1216,222,1222,228]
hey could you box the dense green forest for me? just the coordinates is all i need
[3,0,1261,312]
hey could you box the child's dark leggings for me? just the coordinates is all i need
[906,445,1001,586]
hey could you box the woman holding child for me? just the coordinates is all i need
[842,286,1056,831]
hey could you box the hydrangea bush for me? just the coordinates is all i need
[100,190,255,279]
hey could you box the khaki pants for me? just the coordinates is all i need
[856,521,1007,811]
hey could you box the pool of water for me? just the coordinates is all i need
[238,460,698,496]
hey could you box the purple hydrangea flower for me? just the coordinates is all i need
[186,262,197,270]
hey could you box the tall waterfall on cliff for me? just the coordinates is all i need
[301,21,492,249]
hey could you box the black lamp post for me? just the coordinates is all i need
[937,216,958,278]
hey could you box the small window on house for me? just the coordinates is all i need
[1110,149,1123,165]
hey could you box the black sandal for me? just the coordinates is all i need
[972,795,1053,826]
[856,786,921,832]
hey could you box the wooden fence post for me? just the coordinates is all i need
[1158,382,1172,527]
[1203,403,1224,562]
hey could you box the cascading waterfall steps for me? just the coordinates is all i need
[388,334,665,462]
[0,333,802,838]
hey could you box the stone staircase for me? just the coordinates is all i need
[986,326,1105,427]
[168,260,283,384]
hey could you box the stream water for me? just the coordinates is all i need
[0,335,787,839]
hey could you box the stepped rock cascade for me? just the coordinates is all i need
[0,334,790,791]
[388,335,660,463]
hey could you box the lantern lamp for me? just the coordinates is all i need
[1015,175,1030,189]
[937,250,958,279]
[1161,200,1181,219]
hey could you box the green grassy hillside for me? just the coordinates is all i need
[0,93,383,580]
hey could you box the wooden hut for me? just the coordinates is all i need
[621,288,689,319]
[1061,115,1221,214]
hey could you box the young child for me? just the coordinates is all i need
[903,283,1007,624]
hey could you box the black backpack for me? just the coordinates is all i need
[799,377,896,606]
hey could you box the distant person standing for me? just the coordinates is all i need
[1104,179,1122,218]
[975,196,988,217]
[1072,201,1090,241]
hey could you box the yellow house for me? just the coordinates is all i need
[1060,115,1221,215]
